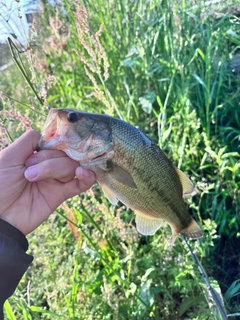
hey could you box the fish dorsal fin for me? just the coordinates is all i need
[135,211,162,236]
[174,167,197,198]
[100,160,137,189]
[99,182,119,205]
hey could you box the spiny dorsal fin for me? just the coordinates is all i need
[175,167,197,198]
[135,211,162,235]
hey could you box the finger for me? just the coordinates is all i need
[0,129,41,168]
[35,169,95,214]
[25,149,73,167]
[24,157,79,182]
[62,171,96,200]
[75,166,95,181]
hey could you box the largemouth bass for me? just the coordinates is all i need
[38,108,203,246]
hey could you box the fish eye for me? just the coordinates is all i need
[68,112,78,123]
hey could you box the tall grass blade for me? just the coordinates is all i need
[7,38,43,106]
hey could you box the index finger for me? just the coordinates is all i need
[25,149,73,167]
[0,129,41,168]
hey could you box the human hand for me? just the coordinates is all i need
[0,129,95,235]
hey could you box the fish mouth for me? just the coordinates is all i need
[38,135,64,150]
[79,149,114,168]
[37,109,71,151]
[92,151,108,161]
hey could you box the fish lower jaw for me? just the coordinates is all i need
[38,137,66,151]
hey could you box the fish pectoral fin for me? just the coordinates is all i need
[174,167,198,198]
[135,211,162,236]
[99,182,119,205]
[109,161,137,189]
[98,160,137,189]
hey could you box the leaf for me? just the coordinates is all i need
[192,73,208,92]
[179,297,203,316]
[224,279,240,302]
[141,267,155,282]
[122,58,136,67]
[205,146,217,159]
[226,29,240,45]
[122,45,139,67]
[125,282,137,298]
[161,122,172,141]
[138,91,155,113]
[30,306,62,317]
[140,280,154,307]
[3,300,16,320]
[65,79,73,87]
[73,207,82,225]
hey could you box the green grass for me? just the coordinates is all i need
[0,0,240,319]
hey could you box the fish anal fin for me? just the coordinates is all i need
[180,218,203,239]
[175,167,198,198]
[99,182,118,205]
[135,211,162,236]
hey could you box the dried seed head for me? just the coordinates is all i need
[0,110,31,131]
[74,3,113,112]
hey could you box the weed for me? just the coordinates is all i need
[1,0,239,319]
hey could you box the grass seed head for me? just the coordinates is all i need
[74,3,111,110]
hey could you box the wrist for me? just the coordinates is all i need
[0,218,29,252]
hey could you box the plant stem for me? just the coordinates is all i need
[7,37,43,106]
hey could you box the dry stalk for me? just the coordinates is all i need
[74,3,114,114]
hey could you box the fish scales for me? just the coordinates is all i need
[101,117,190,225]
[38,108,203,245]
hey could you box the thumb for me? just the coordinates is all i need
[0,129,41,168]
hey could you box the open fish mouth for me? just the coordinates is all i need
[37,109,64,150]
[38,131,68,151]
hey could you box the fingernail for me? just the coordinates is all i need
[25,156,38,167]
[24,166,39,181]
[76,167,89,179]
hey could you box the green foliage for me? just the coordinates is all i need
[1,0,240,319]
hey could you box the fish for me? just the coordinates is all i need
[38,108,203,246]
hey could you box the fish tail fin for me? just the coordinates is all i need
[180,218,203,239]
[167,219,203,250]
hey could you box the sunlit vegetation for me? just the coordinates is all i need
[0,0,239,319]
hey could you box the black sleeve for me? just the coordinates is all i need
[0,219,33,320]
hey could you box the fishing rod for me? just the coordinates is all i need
[182,236,228,320]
